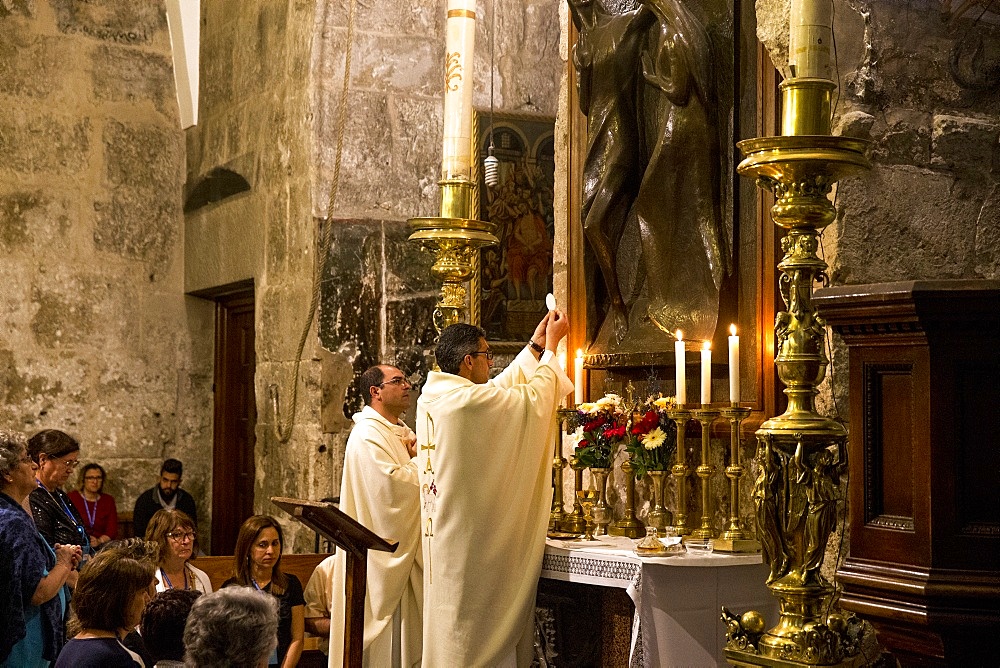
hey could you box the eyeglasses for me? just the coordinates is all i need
[468,350,494,361]
[84,476,104,481]
[378,377,411,388]
[167,531,196,542]
[47,455,79,470]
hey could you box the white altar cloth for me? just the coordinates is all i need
[540,536,778,667]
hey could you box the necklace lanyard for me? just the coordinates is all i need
[161,567,190,591]
[36,479,82,527]
[83,496,98,529]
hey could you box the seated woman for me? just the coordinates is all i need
[27,430,89,556]
[54,538,158,668]
[184,588,279,667]
[0,429,82,667]
[68,464,118,551]
[145,509,212,594]
[222,515,304,668]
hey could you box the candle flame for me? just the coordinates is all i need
[703,340,711,351]
[675,329,683,341]
[730,324,737,336]
[576,348,583,358]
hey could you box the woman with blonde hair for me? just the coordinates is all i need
[222,515,304,668]
[145,509,211,594]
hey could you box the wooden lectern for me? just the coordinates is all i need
[271,496,397,667]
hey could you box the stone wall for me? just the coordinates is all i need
[185,0,324,552]
[0,2,210,522]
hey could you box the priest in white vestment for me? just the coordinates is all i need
[417,312,573,667]
[329,365,423,667]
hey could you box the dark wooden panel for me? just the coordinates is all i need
[867,364,914,525]
[817,280,1000,666]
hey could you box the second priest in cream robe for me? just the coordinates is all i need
[329,365,423,667]
[417,314,572,666]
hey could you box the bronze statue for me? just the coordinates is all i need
[569,0,728,346]
[569,0,653,343]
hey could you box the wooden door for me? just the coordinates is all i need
[211,287,256,555]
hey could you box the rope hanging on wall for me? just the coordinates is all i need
[268,0,359,444]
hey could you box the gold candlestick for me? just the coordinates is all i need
[549,408,574,532]
[723,70,874,666]
[666,408,692,535]
[713,405,758,552]
[691,407,720,541]
[609,457,644,538]
[563,455,586,534]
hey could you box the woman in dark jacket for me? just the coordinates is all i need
[27,430,90,556]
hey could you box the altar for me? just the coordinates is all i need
[538,536,777,667]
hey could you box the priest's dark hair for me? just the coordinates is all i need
[436,323,486,374]
[359,365,386,405]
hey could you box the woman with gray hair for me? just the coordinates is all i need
[0,429,82,666]
[183,587,279,668]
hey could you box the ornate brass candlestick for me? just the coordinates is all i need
[713,405,758,553]
[408,179,498,331]
[549,408,575,532]
[691,407,720,541]
[723,76,872,667]
[609,457,644,538]
[563,455,586,534]
[666,408,692,535]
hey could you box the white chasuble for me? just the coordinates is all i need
[417,348,573,667]
[329,406,423,668]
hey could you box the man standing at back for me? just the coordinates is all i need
[329,365,423,667]
[133,459,197,540]
[418,311,572,667]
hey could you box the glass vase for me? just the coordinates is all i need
[589,467,611,536]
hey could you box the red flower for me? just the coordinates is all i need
[631,410,659,435]
[577,439,590,450]
[604,425,627,439]
[584,418,607,432]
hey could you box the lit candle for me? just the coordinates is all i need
[574,349,585,406]
[789,0,833,80]
[701,341,712,406]
[440,0,477,180]
[674,330,686,406]
[729,324,740,405]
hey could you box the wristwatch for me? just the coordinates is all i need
[528,339,544,354]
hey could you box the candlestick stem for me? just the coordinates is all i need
[714,406,759,552]
[691,408,720,540]
[666,409,692,535]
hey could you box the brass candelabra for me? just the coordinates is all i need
[723,76,872,667]
[666,408,692,535]
[408,179,498,331]
[691,407,720,541]
[713,405,758,553]
[549,408,575,532]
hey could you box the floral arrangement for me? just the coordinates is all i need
[624,395,678,479]
[569,393,628,469]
